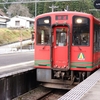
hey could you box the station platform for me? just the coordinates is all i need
[58,69,100,100]
[0,61,37,100]
[81,80,100,100]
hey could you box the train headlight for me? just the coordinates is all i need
[76,18,82,23]
[44,19,49,24]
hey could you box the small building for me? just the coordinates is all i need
[0,9,10,28]
[0,15,10,28]
[7,16,35,28]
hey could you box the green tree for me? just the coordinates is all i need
[0,0,100,18]
[37,2,44,15]
[55,2,64,11]
[7,4,31,17]
[26,3,35,17]
[43,2,52,13]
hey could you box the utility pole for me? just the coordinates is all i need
[49,4,59,12]
[20,27,23,52]
[35,0,37,17]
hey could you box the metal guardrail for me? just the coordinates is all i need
[0,38,31,47]
[0,39,34,54]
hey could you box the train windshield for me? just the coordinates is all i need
[36,16,51,45]
[72,16,90,46]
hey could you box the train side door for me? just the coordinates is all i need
[52,27,70,69]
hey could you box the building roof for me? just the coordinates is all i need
[0,9,6,16]
[14,15,35,22]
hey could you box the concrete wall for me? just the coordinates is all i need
[0,69,37,100]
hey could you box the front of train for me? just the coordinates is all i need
[34,11,93,89]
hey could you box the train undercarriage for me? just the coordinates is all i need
[36,68,91,89]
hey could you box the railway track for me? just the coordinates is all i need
[12,85,68,100]
[37,90,53,100]
[37,89,67,100]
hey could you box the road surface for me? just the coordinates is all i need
[0,51,34,66]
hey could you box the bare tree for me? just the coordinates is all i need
[7,4,32,17]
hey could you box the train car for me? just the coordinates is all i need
[34,11,100,89]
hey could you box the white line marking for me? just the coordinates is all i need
[0,61,34,70]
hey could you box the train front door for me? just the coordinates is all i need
[52,26,70,69]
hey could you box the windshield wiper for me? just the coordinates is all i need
[78,46,82,51]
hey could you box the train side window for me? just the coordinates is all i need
[99,27,100,50]
[94,25,100,51]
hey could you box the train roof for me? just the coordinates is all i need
[36,11,99,20]
[36,11,92,18]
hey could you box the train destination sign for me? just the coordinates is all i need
[56,15,68,20]
[94,0,100,9]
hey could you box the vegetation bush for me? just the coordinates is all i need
[0,28,32,45]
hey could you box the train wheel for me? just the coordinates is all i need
[79,72,82,82]
[86,72,91,77]
[79,72,86,82]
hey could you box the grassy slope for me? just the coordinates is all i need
[0,28,32,45]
